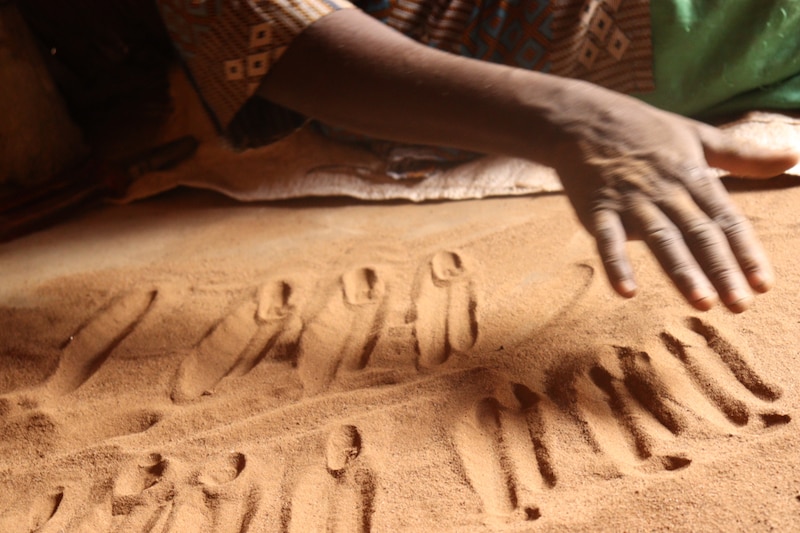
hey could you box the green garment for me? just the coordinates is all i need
[635,1,800,117]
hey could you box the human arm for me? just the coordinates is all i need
[258,9,799,312]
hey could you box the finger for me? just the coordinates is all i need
[683,172,774,293]
[626,197,719,311]
[658,186,754,313]
[695,122,799,178]
[591,208,637,297]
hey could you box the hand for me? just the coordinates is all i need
[554,91,799,312]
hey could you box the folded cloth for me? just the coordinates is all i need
[119,110,800,204]
[119,126,564,203]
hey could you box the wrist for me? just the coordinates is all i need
[502,71,604,168]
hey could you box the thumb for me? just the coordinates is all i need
[696,123,799,178]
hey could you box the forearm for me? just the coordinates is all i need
[258,8,598,169]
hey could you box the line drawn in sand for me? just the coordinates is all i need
[171,279,302,402]
[547,316,790,474]
[284,424,377,533]
[451,316,791,523]
[0,487,64,532]
[684,317,782,404]
[46,290,157,397]
[297,268,387,395]
[451,390,549,525]
[408,251,478,368]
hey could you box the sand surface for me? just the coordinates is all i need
[1,183,799,532]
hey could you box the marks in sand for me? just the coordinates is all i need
[112,453,174,531]
[684,317,781,404]
[0,290,158,461]
[27,427,375,532]
[173,268,388,399]
[46,290,157,397]
[284,424,376,533]
[408,251,478,368]
[297,268,387,395]
[450,316,789,522]
[0,488,64,532]
[547,316,788,472]
[170,251,480,396]
[451,393,545,525]
[111,450,266,532]
[192,452,258,533]
[172,279,303,402]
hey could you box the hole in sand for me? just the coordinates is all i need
[199,452,247,486]
[760,412,791,428]
[524,506,541,521]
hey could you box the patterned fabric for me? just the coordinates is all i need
[460,0,553,70]
[156,0,354,129]
[357,0,653,91]
[550,0,653,93]
[157,0,653,144]
[357,0,475,54]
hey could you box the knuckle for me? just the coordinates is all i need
[604,259,631,280]
[704,261,739,285]
[669,265,699,291]
[594,225,619,244]
[591,194,621,212]
[683,219,725,247]
[644,226,680,249]
[736,249,762,271]
[715,212,750,237]
[601,252,626,270]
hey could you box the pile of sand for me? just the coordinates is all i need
[0,182,798,531]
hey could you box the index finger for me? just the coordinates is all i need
[592,207,637,298]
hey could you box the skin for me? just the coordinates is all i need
[258,9,800,313]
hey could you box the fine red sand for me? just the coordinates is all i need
[1,179,799,532]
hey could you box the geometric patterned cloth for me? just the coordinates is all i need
[459,0,555,70]
[550,0,654,93]
[157,0,653,135]
[348,0,653,90]
[359,0,556,69]
[156,0,355,128]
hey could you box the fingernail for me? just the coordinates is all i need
[689,286,718,311]
[692,294,717,311]
[725,290,753,313]
[748,271,773,293]
[618,279,637,297]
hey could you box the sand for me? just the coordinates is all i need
[1,178,799,532]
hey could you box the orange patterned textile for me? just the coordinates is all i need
[550,0,654,94]
[156,0,355,128]
[157,0,653,139]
